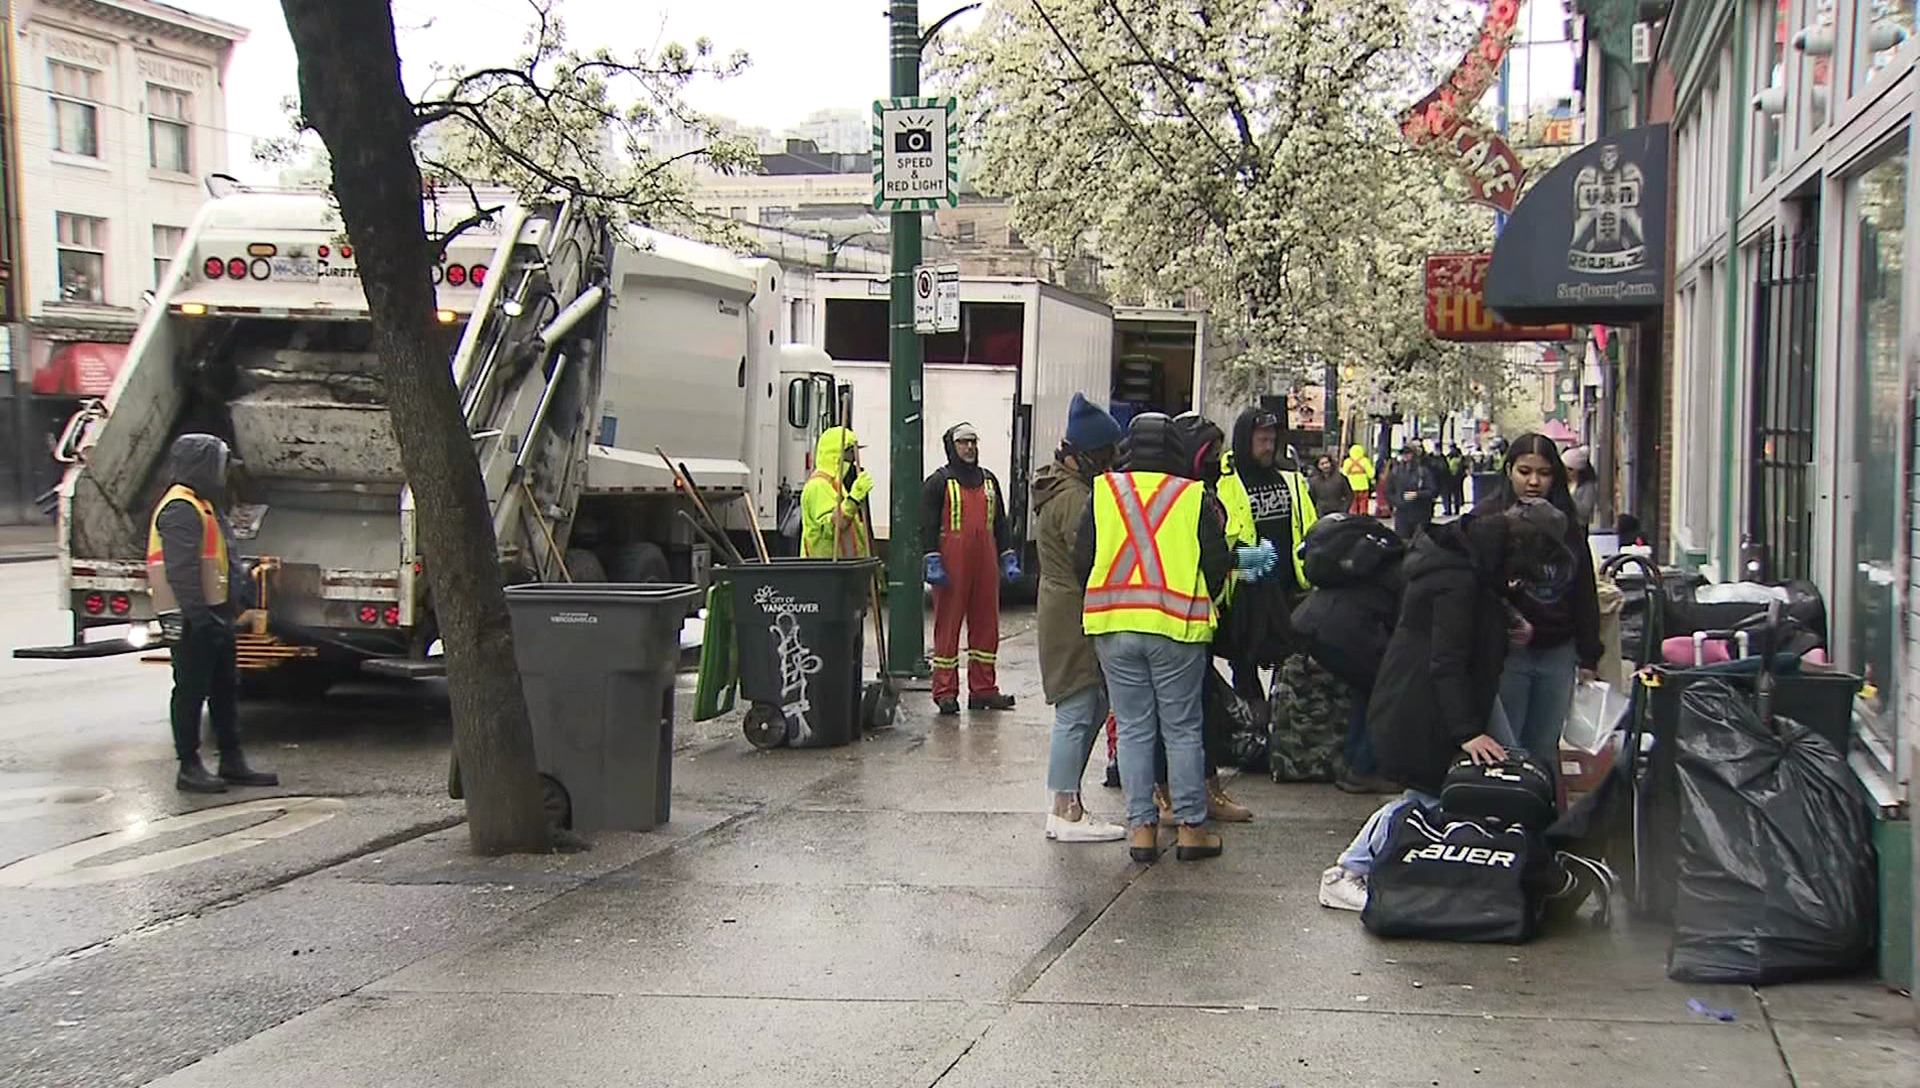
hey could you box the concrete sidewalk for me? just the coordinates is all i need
[110,625,1920,1086]
[0,523,55,564]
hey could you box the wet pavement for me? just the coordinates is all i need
[0,567,1913,1086]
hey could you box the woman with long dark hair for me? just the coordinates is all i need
[1471,433,1602,760]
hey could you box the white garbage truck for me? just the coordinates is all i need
[17,188,843,694]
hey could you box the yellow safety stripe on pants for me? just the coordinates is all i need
[929,654,962,668]
[965,649,996,662]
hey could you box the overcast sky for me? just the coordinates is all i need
[173,0,1573,182]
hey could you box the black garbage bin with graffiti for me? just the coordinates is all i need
[502,581,701,832]
[727,558,880,750]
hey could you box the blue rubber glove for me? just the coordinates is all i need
[923,552,948,587]
[1234,541,1278,581]
[1000,550,1021,583]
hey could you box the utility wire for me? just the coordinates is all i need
[1028,0,1176,176]
[1104,0,1239,174]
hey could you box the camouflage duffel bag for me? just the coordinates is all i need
[1267,655,1355,782]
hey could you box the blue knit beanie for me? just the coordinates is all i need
[1064,392,1122,452]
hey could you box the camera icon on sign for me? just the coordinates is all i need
[894,127,933,154]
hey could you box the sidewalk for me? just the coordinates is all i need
[0,523,56,564]
[129,624,1917,1086]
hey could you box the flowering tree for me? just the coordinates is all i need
[935,0,1513,404]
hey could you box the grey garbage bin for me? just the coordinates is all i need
[503,582,700,832]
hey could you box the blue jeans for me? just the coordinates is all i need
[1046,683,1110,794]
[1336,789,1440,875]
[1343,687,1378,775]
[1498,641,1578,760]
[1096,631,1208,828]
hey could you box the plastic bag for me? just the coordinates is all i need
[1666,679,1878,985]
[1564,680,1624,755]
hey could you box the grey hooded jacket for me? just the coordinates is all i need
[154,434,248,625]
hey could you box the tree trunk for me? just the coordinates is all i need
[281,0,549,855]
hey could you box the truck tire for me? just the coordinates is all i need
[563,548,607,583]
[609,541,670,584]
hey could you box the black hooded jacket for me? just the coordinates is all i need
[154,434,248,624]
[1073,412,1232,600]
[1366,516,1513,795]
[1472,491,1602,669]
[921,422,1011,555]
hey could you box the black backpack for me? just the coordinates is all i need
[1300,513,1405,589]
[1290,581,1400,692]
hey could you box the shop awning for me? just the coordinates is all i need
[32,341,128,397]
[1485,124,1671,327]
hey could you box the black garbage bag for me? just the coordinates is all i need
[1206,664,1269,773]
[1667,678,1878,985]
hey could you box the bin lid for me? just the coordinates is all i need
[503,583,702,608]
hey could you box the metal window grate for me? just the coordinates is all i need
[1747,230,1819,583]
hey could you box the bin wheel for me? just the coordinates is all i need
[539,774,572,830]
[743,704,789,749]
[860,682,898,733]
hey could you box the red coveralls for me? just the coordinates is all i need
[931,475,1003,702]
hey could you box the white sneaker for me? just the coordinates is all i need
[1046,810,1126,843]
[1318,865,1368,912]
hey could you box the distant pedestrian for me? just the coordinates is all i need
[150,435,278,794]
[1564,445,1599,527]
[1076,412,1232,862]
[1308,454,1353,517]
[1340,444,1375,515]
[1385,445,1438,539]
[1442,444,1467,516]
[1034,394,1126,843]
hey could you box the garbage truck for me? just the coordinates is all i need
[17,188,844,695]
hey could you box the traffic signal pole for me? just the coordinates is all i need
[886,0,926,677]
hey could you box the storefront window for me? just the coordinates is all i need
[1754,0,1788,182]
[1845,145,1906,738]
[1801,0,1834,137]
[1856,0,1915,92]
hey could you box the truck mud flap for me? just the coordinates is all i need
[360,658,446,680]
[13,639,147,660]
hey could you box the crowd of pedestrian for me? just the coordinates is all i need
[1009,393,1599,883]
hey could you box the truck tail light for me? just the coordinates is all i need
[204,257,225,279]
[445,264,467,287]
[318,244,331,258]
[83,593,105,615]
[470,264,487,286]
[340,245,354,258]
[109,593,131,616]
[382,605,401,627]
[358,605,379,625]
[226,258,247,279]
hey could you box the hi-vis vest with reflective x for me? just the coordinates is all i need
[1082,471,1215,643]
[145,484,228,614]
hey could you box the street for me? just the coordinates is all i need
[0,562,1912,1087]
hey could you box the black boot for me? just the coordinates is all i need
[969,693,1016,711]
[935,697,961,716]
[177,757,228,794]
[218,752,280,787]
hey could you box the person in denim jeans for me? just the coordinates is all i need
[1034,394,1126,842]
[1074,413,1235,862]
[1472,434,1601,762]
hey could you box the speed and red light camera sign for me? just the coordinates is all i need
[873,97,959,212]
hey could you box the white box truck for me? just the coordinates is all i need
[810,274,1113,566]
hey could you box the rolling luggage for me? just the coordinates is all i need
[1439,752,1558,831]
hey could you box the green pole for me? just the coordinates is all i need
[886,0,927,677]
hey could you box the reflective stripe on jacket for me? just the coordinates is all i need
[146,484,228,614]
[1082,471,1215,643]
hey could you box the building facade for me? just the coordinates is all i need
[2,0,244,521]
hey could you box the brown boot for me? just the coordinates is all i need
[1128,824,1160,864]
[1175,823,1223,861]
[1152,784,1173,820]
[1207,775,1253,823]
